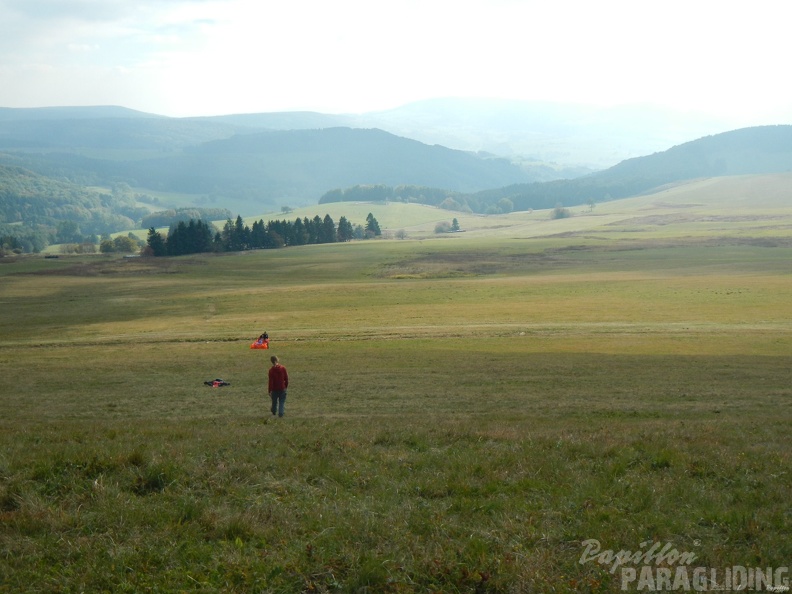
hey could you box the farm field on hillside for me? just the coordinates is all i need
[240,173,792,241]
[1,194,791,592]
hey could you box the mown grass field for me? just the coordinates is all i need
[1,177,791,592]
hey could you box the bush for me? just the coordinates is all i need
[551,203,571,219]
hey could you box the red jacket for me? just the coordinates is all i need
[268,364,289,392]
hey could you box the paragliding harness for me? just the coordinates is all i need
[205,378,231,388]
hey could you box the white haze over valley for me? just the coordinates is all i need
[1,0,789,131]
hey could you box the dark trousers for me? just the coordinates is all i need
[270,390,287,417]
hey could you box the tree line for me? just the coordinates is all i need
[318,183,517,215]
[145,213,382,257]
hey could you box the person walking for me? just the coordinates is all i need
[268,355,289,417]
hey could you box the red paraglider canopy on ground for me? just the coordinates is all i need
[250,332,269,349]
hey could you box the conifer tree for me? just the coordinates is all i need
[337,216,354,242]
[319,214,336,243]
[365,213,381,237]
[146,227,167,256]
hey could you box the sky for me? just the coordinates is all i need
[1,0,790,126]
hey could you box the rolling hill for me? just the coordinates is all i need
[275,171,792,243]
[120,127,533,197]
[0,100,741,168]
[1,101,791,256]
[0,111,537,214]
[466,125,792,212]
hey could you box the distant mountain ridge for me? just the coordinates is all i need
[1,101,790,250]
[0,99,741,168]
[0,100,746,216]
[0,125,535,214]
[0,113,242,151]
[126,127,533,198]
[187,99,742,168]
[0,105,160,122]
[348,98,739,168]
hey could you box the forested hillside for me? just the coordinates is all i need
[0,122,535,214]
[2,112,790,255]
[130,127,528,194]
[320,126,792,214]
[0,165,143,232]
[0,163,240,254]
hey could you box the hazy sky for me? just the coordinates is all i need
[1,0,790,124]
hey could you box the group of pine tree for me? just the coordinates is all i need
[145,213,382,257]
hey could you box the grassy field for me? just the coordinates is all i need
[1,178,791,592]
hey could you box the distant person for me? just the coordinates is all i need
[268,355,289,417]
[251,331,270,349]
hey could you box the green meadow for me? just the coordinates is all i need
[1,175,791,593]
